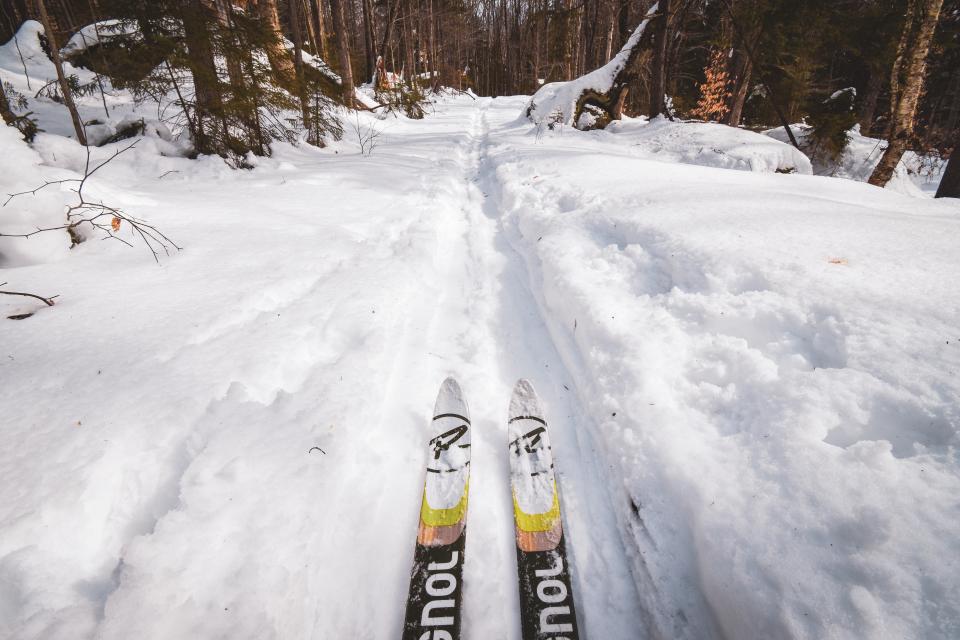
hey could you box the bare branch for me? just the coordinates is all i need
[0,282,58,306]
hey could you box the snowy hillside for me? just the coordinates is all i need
[2,22,960,640]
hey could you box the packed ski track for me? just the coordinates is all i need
[2,89,960,640]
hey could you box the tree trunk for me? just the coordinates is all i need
[290,0,316,143]
[329,0,355,103]
[181,0,222,155]
[858,68,882,135]
[36,0,86,145]
[254,0,298,93]
[649,0,671,117]
[361,0,377,83]
[313,0,331,61]
[935,127,959,198]
[868,0,944,187]
[725,52,752,126]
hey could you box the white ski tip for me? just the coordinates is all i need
[509,379,544,422]
[434,377,469,421]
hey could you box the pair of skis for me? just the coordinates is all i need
[401,378,580,640]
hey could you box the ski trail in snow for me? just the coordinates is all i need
[372,97,649,638]
[465,101,651,639]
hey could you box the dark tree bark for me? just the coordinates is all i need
[859,68,883,135]
[36,0,86,145]
[329,0,355,102]
[649,0,671,118]
[361,0,377,83]
[869,0,944,186]
[935,128,959,198]
[181,0,222,155]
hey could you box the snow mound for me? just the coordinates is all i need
[62,19,139,56]
[764,124,945,196]
[524,4,657,128]
[611,116,813,174]
[491,108,960,638]
[0,126,72,267]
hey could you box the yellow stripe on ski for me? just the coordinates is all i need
[513,482,560,532]
[420,481,469,527]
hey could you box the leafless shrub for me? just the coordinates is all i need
[2,142,180,262]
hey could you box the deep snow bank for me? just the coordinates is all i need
[608,116,813,174]
[489,98,960,639]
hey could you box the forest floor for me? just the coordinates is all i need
[2,82,960,639]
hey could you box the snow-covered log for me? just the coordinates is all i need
[524,3,658,130]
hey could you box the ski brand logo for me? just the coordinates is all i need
[417,549,461,640]
[429,424,469,460]
[535,554,574,637]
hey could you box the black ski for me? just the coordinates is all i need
[402,378,472,640]
[508,379,580,640]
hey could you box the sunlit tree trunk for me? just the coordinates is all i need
[868,0,944,186]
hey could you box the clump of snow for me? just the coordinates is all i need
[764,123,945,196]
[607,116,813,174]
[61,19,140,57]
[0,125,72,267]
[524,3,658,128]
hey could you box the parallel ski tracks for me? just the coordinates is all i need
[443,99,650,639]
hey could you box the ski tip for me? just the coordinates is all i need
[509,378,544,422]
[434,377,470,421]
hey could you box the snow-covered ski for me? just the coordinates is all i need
[402,377,472,640]
[508,379,580,640]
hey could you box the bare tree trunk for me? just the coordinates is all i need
[649,0,670,117]
[313,0,331,61]
[329,0,355,103]
[858,68,882,135]
[935,127,959,198]
[869,0,944,186]
[36,0,86,145]
[289,0,316,143]
[725,52,752,126]
[361,0,378,83]
[253,0,298,92]
[181,0,222,155]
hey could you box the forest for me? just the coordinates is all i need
[1,0,958,193]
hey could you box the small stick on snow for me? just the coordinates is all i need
[0,282,58,306]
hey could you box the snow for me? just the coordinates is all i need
[2,23,960,640]
[607,115,813,174]
[61,20,139,57]
[764,123,944,196]
[525,3,658,128]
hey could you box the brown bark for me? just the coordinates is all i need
[313,0,331,61]
[725,52,752,126]
[329,0,355,102]
[36,0,87,145]
[253,0,298,92]
[869,0,944,186]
